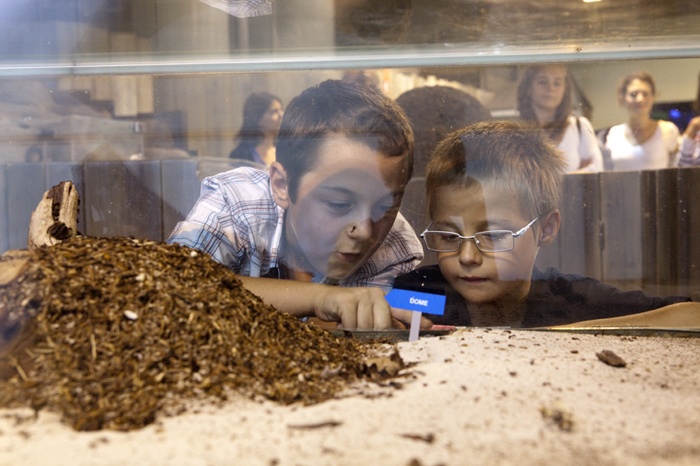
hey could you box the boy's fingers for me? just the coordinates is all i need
[338,309,357,330]
[390,308,434,329]
[354,300,393,330]
[371,300,392,330]
[316,287,394,330]
[354,300,373,329]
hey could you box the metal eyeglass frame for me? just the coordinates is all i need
[420,216,541,253]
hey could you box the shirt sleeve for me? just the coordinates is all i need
[661,120,681,154]
[167,174,246,270]
[678,134,700,166]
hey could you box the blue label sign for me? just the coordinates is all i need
[385,289,446,316]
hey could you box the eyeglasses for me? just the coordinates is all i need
[420,216,540,253]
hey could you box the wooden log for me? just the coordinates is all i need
[27,181,80,250]
[0,250,29,286]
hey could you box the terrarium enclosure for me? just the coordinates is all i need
[1,0,699,299]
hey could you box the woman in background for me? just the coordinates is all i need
[517,64,603,173]
[229,92,283,168]
[603,72,679,171]
[678,71,700,167]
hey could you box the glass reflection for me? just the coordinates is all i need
[0,0,698,328]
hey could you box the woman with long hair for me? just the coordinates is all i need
[517,64,603,172]
[229,92,283,167]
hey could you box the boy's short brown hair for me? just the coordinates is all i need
[276,79,414,202]
[425,120,566,219]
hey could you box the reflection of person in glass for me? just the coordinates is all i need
[397,85,492,177]
[678,71,700,167]
[517,64,603,173]
[603,72,680,171]
[394,121,693,328]
[229,92,284,167]
[170,80,425,329]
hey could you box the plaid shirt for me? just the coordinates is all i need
[168,167,424,291]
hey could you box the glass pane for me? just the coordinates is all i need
[1,0,700,75]
[0,1,698,331]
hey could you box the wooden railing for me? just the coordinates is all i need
[2,161,698,297]
[400,168,700,298]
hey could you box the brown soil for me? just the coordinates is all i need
[0,236,384,431]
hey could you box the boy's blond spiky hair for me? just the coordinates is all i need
[426,120,566,220]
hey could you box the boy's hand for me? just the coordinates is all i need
[313,286,393,330]
[683,116,700,138]
[389,308,435,329]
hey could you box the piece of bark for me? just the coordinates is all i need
[0,250,30,286]
[27,181,79,250]
[0,249,35,379]
[596,349,627,368]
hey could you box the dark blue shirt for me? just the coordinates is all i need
[393,265,690,327]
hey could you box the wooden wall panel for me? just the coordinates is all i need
[557,174,587,276]
[0,165,7,253]
[82,160,162,240]
[161,159,200,241]
[582,173,603,279]
[600,171,643,291]
[649,168,679,295]
[687,168,700,297]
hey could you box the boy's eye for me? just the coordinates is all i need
[440,233,460,243]
[326,200,352,212]
[476,231,511,247]
[372,203,396,219]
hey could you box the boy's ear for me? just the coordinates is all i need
[537,209,561,247]
[269,162,290,209]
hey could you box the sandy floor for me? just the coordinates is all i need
[1,327,699,466]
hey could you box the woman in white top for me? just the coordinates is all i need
[517,64,603,173]
[603,72,680,171]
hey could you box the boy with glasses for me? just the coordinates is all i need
[394,120,691,327]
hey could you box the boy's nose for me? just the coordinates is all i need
[457,238,482,265]
[347,217,372,240]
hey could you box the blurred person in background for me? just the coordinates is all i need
[229,92,283,168]
[602,72,679,171]
[678,71,700,167]
[517,64,603,173]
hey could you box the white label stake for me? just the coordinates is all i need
[409,310,422,342]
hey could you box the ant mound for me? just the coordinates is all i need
[0,236,387,431]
